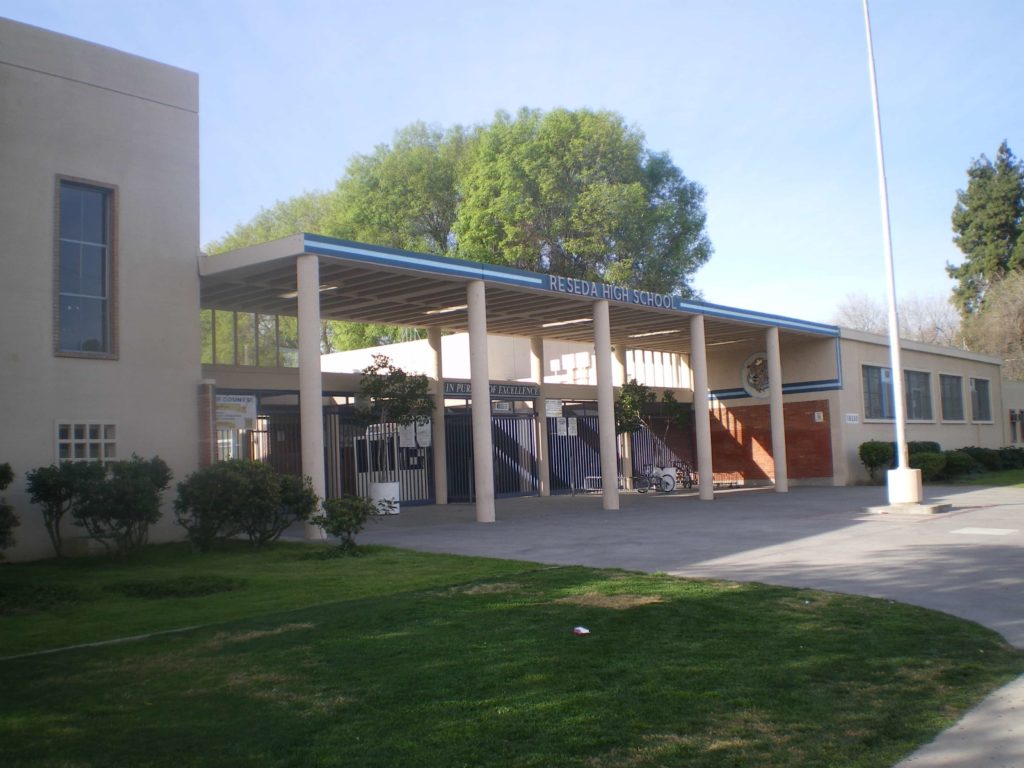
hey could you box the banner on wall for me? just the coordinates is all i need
[215,395,257,431]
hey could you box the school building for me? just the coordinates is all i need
[2,17,1021,561]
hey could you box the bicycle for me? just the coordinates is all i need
[633,465,676,493]
[672,460,695,489]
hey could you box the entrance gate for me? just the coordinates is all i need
[445,413,538,502]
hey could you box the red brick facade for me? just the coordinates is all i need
[709,399,833,482]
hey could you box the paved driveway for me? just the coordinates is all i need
[360,483,1024,767]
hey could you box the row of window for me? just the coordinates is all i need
[200,309,299,368]
[862,365,991,422]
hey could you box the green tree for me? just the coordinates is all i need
[948,141,1024,315]
[332,121,476,254]
[455,108,711,295]
[206,190,339,254]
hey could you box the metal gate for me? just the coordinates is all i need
[352,422,433,504]
[445,413,539,502]
[547,415,602,494]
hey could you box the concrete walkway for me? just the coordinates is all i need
[359,484,1024,767]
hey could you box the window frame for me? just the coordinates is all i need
[55,421,118,463]
[54,176,119,359]
[969,377,993,423]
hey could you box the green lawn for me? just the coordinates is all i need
[952,467,1024,486]
[1,543,1022,767]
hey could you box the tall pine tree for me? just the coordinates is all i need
[948,141,1024,315]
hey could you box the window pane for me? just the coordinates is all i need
[79,187,107,244]
[79,244,107,297]
[214,310,235,365]
[862,365,894,419]
[904,371,932,421]
[278,316,298,368]
[237,312,256,366]
[940,375,963,421]
[78,297,107,352]
[59,185,83,240]
[971,379,992,421]
[59,241,81,294]
[104,425,116,440]
[257,314,277,367]
[200,309,213,364]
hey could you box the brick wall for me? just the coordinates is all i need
[709,399,833,482]
[197,382,217,468]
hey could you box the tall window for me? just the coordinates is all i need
[57,180,114,355]
[862,365,894,420]
[940,374,964,421]
[904,371,932,421]
[970,378,992,421]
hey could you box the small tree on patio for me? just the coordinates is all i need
[355,354,434,484]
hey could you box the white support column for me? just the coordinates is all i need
[613,345,633,488]
[690,314,714,501]
[530,336,550,497]
[467,280,495,522]
[593,299,620,510]
[428,327,448,505]
[297,254,327,539]
[766,326,789,493]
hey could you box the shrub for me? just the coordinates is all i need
[942,450,981,479]
[0,462,19,559]
[311,495,391,554]
[175,461,317,551]
[907,441,941,455]
[234,469,318,548]
[26,461,106,557]
[74,455,172,557]
[958,447,1003,471]
[858,441,894,482]
[909,452,947,482]
[998,446,1024,469]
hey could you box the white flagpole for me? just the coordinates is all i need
[862,0,921,503]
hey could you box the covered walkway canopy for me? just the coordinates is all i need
[200,233,839,525]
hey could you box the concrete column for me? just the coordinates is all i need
[593,299,620,510]
[530,336,550,497]
[690,314,714,501]
[766,326,789,493]
[297,254,327,539]
[467,280,495,522]
[613,345,633,487]
[428,327,448,505]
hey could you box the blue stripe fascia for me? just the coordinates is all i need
[710,379,842,401]
[675,298,840,336]
[302,233,840,337]
[303,234,548,289]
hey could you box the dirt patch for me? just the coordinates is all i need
[555,593,664,610]
[203,622,315,650]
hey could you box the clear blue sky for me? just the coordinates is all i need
[5,1,1021,323]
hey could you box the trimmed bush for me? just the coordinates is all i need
[311,495,390,554]
[958,447,1003,471]
[998,446,1024,469]
[859,441,894,482]
[907,441,941,455]
[0,462,19,559]
[175,461,317,551]
[26,461,106,557]
[73,455,172,557]
[942,450,981,479]
[909,452,946,482]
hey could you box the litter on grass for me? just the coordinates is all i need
[573,626,591,636]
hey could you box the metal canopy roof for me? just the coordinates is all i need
[199,234,839,356]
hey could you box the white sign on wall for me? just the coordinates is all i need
[545,398,563,417]
[846,413,860,424]
[215,395,257,431]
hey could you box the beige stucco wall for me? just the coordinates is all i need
[0,19,201,560]
[836,329,1007,483]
